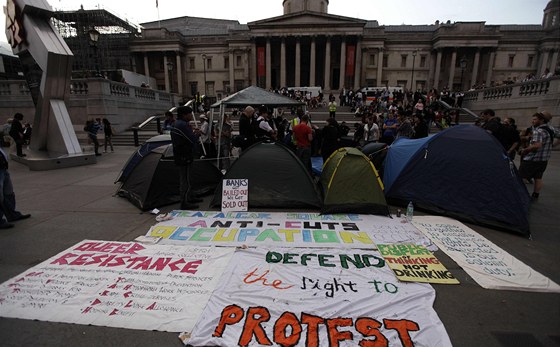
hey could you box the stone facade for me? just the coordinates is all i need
[112,1,560,99]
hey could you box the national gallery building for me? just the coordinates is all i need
[60,0,560,100]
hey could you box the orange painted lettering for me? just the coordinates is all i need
[301,313,325,347]
[355,317,388,347]
[383,319,420,347]
[243,267,294,290]
[213,304,244,338]
[327,318,353,347]
[239,307,272,346]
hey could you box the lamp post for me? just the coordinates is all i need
[459,56,467,91]
[88,28,100,77]
[410,50,417,91]
[166,61,174,93]
[201,54,207,97]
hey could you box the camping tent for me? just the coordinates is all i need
[383,125,531,237]
[321,147,389,215]
[210,141,322,209]
[116,136,222,210]
[360,142,388,178]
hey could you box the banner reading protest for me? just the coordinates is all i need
[413,216,560,292]
[182,247,452,346]
[0,240,235,332]
[378,244,460,284]
[147,211,435,250]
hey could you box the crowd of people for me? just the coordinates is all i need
[83,117,115,156]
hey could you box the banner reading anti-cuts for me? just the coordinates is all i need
[182,247,452,346]
[0,240,235,332]
[148,211,435,250]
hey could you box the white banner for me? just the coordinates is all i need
[183,248,452,346]
[0,240,235,332]
[147,211,435,250]
[413,216,560,293]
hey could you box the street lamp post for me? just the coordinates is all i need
[460,56,467,91]
[88,28,101,77]
[166,61,174,93]
[411,50,417,91]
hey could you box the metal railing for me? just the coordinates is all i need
[131,115,161,146]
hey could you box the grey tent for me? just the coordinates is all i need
[210,141,321,209]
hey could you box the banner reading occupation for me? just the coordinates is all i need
[182,247,452,346]
[147,210,435,250]
[0,240,235,332]
[378,244,460,284]
[413,216,560,292]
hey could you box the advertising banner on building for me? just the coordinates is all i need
[346,44,356,77]
[0,240,235,332]
[146,211,435,250]
[257,47,266,77]
[413,216,560,292]
[182,247,452,346]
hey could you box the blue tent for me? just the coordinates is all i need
[383,125,531,237]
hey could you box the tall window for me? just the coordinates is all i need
[508,55,515,68]
[382,55,388,68]
[420,56,427,68]
[189,57,195,70]
[190,82,198,96]
[206,58,212,70]
[369,54,376,66]
[527,55,534,68]
[401,55,407,68]
[224,56,229,69]
[236,55,242,67]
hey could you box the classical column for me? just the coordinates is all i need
[427,51,436,89]
[163,55,170,92]
[324,37,331,90]
[310,37,316,86]
[339,39,346,89]
[250,42,257,86]
[353,40,362,90]
[144,53,150,78]
[486,50,495,86]
[434,49,443,90]
[295,38,301,87]
[448,49,457,89]
[266,39,272,90]
[539,49,551,76]
[471,49,481,86]
[176,54,183,95]
[376,48,383,86]
[280,38,286,88]
[550,50,559,75]
[228,50,235,93]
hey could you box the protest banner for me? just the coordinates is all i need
[413,216,560,292]
[378,244,460,284]
[221,179,248,212]
[0,240,235,332]
[147,211,435,250]
[182,247,452,346]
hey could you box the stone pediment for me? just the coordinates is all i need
[248,11,367,29]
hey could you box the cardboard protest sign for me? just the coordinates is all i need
[182,248,452,346]
[147,211,435,250]
[413,216,560,292]
[221,179,248,212]
[378,244,460,284]
[0,240,235,332]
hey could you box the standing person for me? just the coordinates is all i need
[170,106,202,209]
[479,109,506,147]
[9,113,25,157]
[412,113,428,139]
[218,114,233,171]
[199,114,216,158]
[518,112,554,200]
[162,111,175,133]
[292,113,313,174]
[502,117,521,160]
[328,96,337,119]
[84,118,102,156]
[253,106,277,141]
[102,118,114,153]
[238,106,255,151]
[0,148,31,228]
[321,118,340,162]
[363,115,379,144]
[381,111,399,145]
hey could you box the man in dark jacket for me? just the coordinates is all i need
[9,113,25,157]
[171,106,202,209]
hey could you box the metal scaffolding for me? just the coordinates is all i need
[51,8,141,78]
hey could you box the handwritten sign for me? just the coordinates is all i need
[148,211,436,250]
[413,216,560,292]
[182,248,452,346]
[0,240,235,332]
[221,179,248,212]
[378,244,459,284]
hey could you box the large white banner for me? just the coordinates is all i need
[413,216,560,293]
[183,248,452,346]
[147,211,435,250]
[0,240,235,332]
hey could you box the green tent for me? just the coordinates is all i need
[321,147,389,215]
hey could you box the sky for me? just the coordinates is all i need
[2,0,550,43]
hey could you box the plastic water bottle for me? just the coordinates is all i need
[406,201,414,222]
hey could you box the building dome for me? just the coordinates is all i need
[283,0,329,15]
[543,0,560,29]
